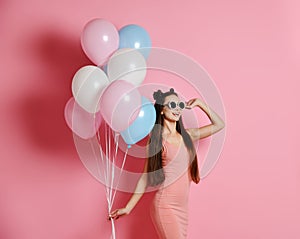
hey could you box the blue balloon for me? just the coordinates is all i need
[102,64,108,74]
[119,24,152,59]
[121,96,156,148]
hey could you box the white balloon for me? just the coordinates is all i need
[107,48,147,86]
[72,65,109,113]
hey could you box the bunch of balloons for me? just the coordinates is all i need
[64,18,155,148]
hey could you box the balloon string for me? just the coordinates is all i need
[94,124,118,239]
[111,147,128,206]
[92,136,111,211]
[104,124,109,204]
[105,124,112,210]
[108,126,113,211]
[111,218,116,239]
[92,131,113,238]
[96,128,110,210]
[114,133,119,160]
[93,115,105,185]
[96,129,109,197]
[98,124,122,238]
[109,133,119,206]
[90,137,102,185]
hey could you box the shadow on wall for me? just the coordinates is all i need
[14,28,159,238]
[16,30,91,155]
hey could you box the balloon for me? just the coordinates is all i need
[81,18,119,66]
[119,24,152,59]
[107,48,147,86]
[100,80,141,132]
[72,65,109,113]
[120,97,155,147]
[102,64,108,74]
[64,97,102,139]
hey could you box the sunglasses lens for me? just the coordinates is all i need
[169,102,177,109]
[179,102,185,109]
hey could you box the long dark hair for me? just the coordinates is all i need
[147,88,200,186]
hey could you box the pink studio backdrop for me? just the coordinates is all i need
[1,0,299,239]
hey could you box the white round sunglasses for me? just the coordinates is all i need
[163,101,186,110]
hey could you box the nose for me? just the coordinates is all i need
[174,107,181,113]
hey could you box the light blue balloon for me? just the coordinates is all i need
[102,64,108,74]
[119,24,152,59]
[121,96,156,148]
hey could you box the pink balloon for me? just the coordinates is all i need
[64,97,102,139]
[81,18,119,66]
[100,80,141,132]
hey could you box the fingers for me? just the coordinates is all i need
[108,209,123,220]
[108,207,129,220]
[108,209,118,220]
[186,99,195,109]
[185,102,191,109]
[108,215,119,220]
[186,99,198,109]
[110,209,119,216]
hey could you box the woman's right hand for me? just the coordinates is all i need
[108,207,130,220]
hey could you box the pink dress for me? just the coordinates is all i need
[150,139,192,239]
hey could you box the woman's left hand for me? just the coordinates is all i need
[186,98,202,109]
[108,207,130,220]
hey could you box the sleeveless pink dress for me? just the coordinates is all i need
[150,139,192,239]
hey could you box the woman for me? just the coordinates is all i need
[109,88,225,238]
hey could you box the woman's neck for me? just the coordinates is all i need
[163,119,177,135]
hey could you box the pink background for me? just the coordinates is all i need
[1,0,300,238]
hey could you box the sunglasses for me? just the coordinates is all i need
[164,101,186,110]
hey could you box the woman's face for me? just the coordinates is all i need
[162,94,185,122]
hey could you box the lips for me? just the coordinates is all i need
[172,112,180,117]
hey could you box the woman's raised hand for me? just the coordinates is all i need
[108,207,130,220]
[186,98,202,109]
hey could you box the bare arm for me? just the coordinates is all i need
[109,159,148,220]
[186,98,225,141]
